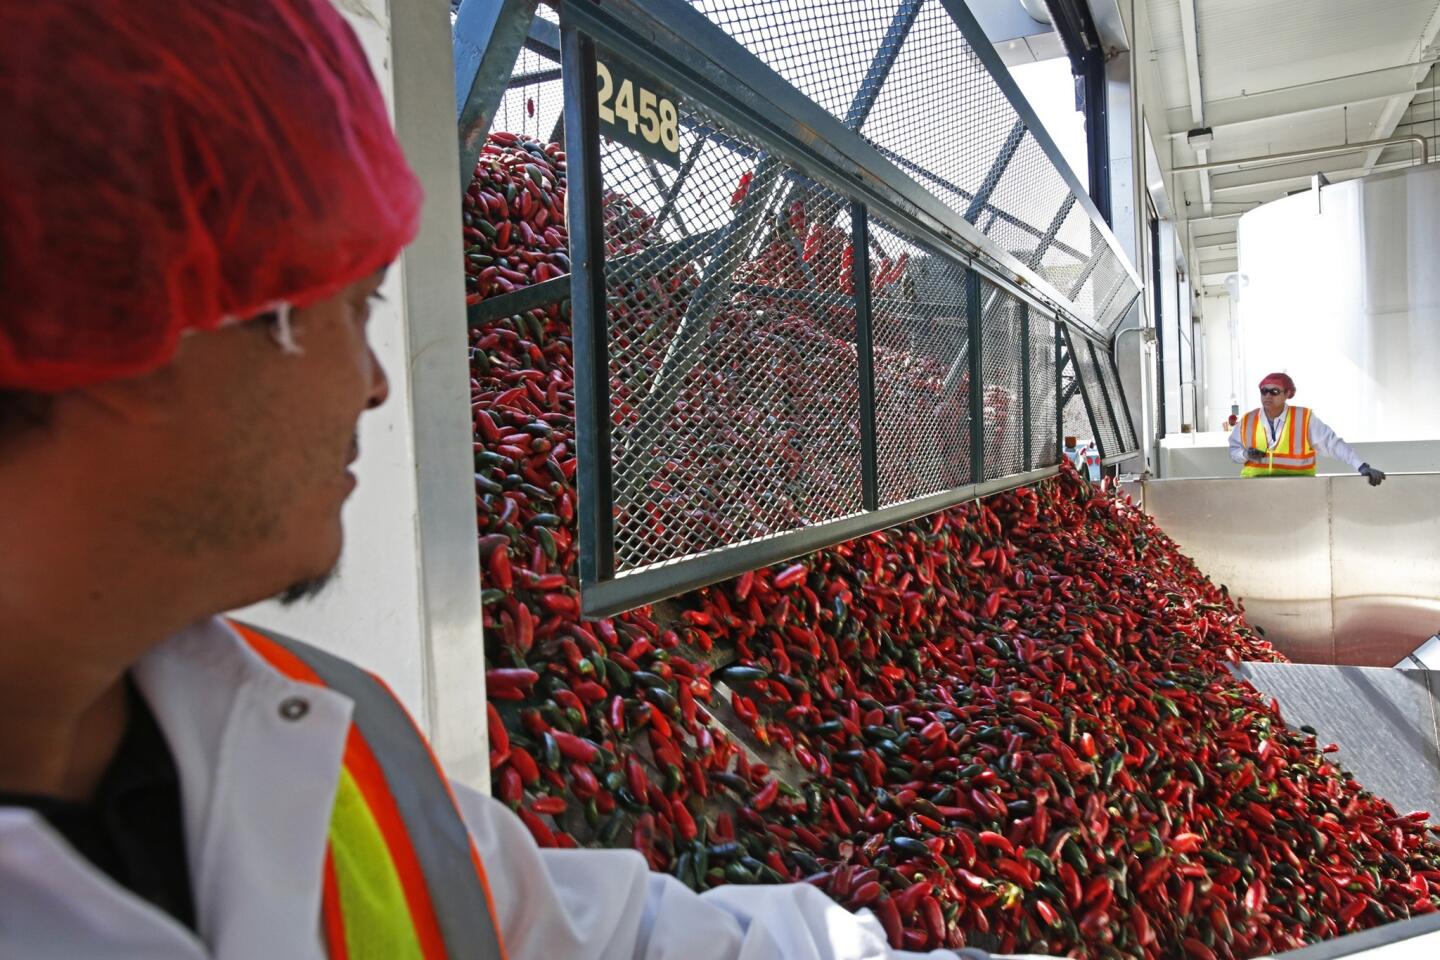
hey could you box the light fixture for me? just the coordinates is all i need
[1187,127,1215,150]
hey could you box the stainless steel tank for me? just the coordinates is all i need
[1235,162,1440,441]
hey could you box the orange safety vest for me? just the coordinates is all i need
[231,621,508,960]
[1240,405,1316,477]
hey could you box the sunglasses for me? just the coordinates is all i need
[1259,387,1285,397]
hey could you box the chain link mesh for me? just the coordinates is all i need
[564,2,1150,580]
[865,219,972,506]
[1093,341,1139,454]
[685,0,1140,332]
[1045,206,1099,296]
[978,282,1025,481]
[689,0,901,126]
[860,2,1016,226]
[601,100,863,572]
[498,45,565,146]
[1026,313,1059,471]
[1059,329,1094,450]
[1061,388,1091,451]
[1073,337,1122,459]
[982,131,1072,266]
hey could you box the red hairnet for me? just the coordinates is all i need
[0,0,423,392]
[1259,373,1296,397]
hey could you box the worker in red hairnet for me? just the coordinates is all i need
[0,4,1037,959]
[1228,373,1385,484]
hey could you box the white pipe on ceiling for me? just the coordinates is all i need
[1171,135,1430,174]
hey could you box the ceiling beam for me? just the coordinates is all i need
[1164,61,1436,136]
[1177,0,1212,217]
[1360,3,1440,176]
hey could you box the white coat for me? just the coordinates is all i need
[1226,405,1365,471]
[0,618,1049,960]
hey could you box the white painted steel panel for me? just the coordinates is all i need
[1139,476,1334,661]
[1134,474,1440,666]
[1331,474,1440,666]
[235,0,490,790]
[1159,434,1440,479]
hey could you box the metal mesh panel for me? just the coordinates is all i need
[866,219,972,505]
[689,0,900,126]
[497,45,565,145]
[1042,204,1094,302]
[1073,338,1121,459]
[1062,383,1091,449]
[601,100,863,571]
[860,2,1016,226]
[682,0,1141,332]
[981,131,1072,264]
[1093,343,1138,454]
[978,283,1024,480]
[1083,221,1137,330]
[1059,329,1093,449]
[1027,314,1059,471]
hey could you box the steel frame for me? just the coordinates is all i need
[852,203,881,512]
[876,142,1090,265]
[1029,195,1078,269]
[564,0,1129,338]
[1042,0,1111,222]
[1151,216,1167,442]
[455,0,539,184]
[457,0,1143,616]
[965,121,1027,225]
[1086,339,1125,455]
[845,0,926,130]
[1020,302,1032,469]
[1106,344,1142,452]
[561,26,617,586]
[966,269,985,483]
[580,466,1062,618]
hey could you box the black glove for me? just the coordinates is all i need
[1245,447,1266,460]
[1359,463,1386,486]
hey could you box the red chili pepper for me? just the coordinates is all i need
[468,143,1440,955]
[551,730,598,763]
[672,800,698,841]
[486,702,509,757]
[496,765,523,806]
[529,796,567,816]
[568,762,599,799]
[729,170,754,206]
[751,778,780,812]
[773,563,806,589]
[485,667,538,695]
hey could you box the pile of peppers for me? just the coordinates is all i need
[469,133,1440,959]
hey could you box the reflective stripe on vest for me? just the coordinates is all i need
[1241,406,1316,477]
[231,622,507,960]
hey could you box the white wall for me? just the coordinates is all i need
[1199,293,1238,426]
[235,0,490,790]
